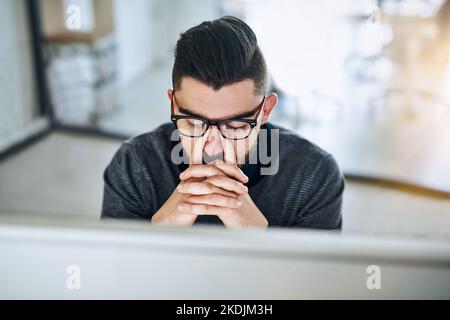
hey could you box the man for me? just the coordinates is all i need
[101,16,344,229]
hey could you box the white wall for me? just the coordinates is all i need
[113,0,155,84]
[169,0,221,45]
[0,0,46,153]
[113,0,221,85]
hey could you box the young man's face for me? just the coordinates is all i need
[168,77,277,165]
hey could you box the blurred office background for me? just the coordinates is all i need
[0,0,449,238]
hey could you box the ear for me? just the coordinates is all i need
[167,89,173,101]
[261,93,278,125]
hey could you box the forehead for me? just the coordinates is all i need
[175,77,261,120]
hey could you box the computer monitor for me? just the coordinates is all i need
[0,213,449,299]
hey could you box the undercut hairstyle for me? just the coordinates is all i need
[172,16,268,95]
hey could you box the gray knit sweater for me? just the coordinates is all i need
[101,122,344,229]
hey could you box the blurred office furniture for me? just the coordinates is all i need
[44,37,118,126]
[381,0,450,116]
[40,0,119,127]
[339,0,450,117]
[0,213,449,299]
[343,1,394,119]
[281,0,450,194]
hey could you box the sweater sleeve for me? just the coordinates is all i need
[293,154,344,230]
[101,143,149,220]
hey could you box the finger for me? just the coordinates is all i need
[186,194,242,209]
[220,135,237,165]
[181,134,207,165]
[180,164,248,183]
[177,181,217,195]
[180,165,222,180]
[181,178,239,194]
[213,187,240,198]
[213,163,248,183]
[179,179,239,198]
[178,181,242,197]
[205,175,248,194]
[177,203,237,216]
[192,137,206,165]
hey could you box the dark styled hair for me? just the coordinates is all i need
[172,16,267,95]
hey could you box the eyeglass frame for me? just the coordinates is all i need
[170,91,266,140]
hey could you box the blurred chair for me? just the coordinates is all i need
[381,0,450,116]
[343,0,450,119]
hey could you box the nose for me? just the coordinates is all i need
[203,126,224,158]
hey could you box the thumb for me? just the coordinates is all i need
[220,135,236,165]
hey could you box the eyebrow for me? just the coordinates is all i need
[177,102,261,121]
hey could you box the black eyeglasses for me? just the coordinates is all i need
[171,92,266,140]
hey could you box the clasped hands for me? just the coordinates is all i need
[151,138,268,229]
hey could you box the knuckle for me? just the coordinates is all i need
[231,166,241,174]
[219,196,233,207]
[206,175,221,186]
[204,176,213,184]
[212,194,222,203]
[226,197,236,207]
[188,165,200,174]
[211,174,223,182]
[232,182,244,192]
[185,183,194,192]
[233,180,242,188]
[206,183,216,193]
[178,183,188,192]
[208,166,220,174]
